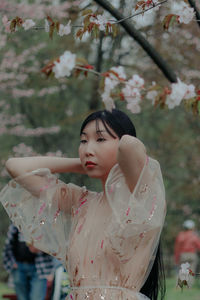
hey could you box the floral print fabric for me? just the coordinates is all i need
[0,157,166,300]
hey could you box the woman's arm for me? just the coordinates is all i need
[5,157,85,197]
[6,157,85,178]
[117,135,146,193]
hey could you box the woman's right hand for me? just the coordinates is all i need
[13,263,18,269]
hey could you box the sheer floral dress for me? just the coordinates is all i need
[0,156,166,300]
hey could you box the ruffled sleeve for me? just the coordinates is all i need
[0,168,83,266]
[105,156,166,288]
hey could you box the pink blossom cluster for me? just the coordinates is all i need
[46,150,63,157]
[11,143,64,158]
[38,86,60,97]
[101,66,126,111]
[7,125,61,137]
[100,67,197,113]
[12,143,37,157]
[0,33,6,49]
[89,14,108,31]
[37,84,67,97]
[12,88,35,99]
[101,66,144,114]
[0,72,26,81]
[0,43,46,93]
[146,79,196,109]
[0,44,46,71]
[0,112,24,127]
[1,0,81,20]
[122,74,145,113]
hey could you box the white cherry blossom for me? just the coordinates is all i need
[22,19,36,30]
[2,15,11,33]
[128,74,144,89]
[101,90,115,111]
[58,20,71,36]
[111,66,126,80]
[134,9,157,29]
[166,79,196,109]
[179,7,195,24]
[184,84,196,99]
[146,90,158,105]
[170,1,195,25]
[122,85,141,102]
[177,262,191,287]
[90,14,108,31]
[101,66,126,111]
[53,51,76,78]
[126,99,141,114]
[122,77,143,114]
[104,66,126,91]
[44,19,49,33]
[105,76,118,91]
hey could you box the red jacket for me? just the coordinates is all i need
[174,230,200,264]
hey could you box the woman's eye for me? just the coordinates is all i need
[80,140,87,144]
[97,138,106,142]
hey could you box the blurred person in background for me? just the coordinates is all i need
[174,220,200,279]
[51,262,70,300]
[3,224,55,300]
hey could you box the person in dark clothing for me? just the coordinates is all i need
[3,224,55,300]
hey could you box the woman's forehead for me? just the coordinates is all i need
[81,120,106,134]
[82,119,118,137]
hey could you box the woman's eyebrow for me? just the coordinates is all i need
[80,132,87,136]
[96,130,106,134]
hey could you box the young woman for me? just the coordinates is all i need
[0,109,166,300]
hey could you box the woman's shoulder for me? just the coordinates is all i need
[64,182,97,206]
[105,156,164,202]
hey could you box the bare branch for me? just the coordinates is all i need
[109,0,168,24]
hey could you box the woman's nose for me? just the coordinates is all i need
[85,142,95,156]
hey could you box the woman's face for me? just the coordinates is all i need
[79,120,119,185]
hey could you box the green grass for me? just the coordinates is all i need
[0,277,199,299]
[0,282,15,300]
[165,277,200,300]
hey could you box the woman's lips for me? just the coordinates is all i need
[85,161,97,168]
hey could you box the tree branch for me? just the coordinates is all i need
[93,0,177,83]
[109,0,168,24]
[188,0,200,28]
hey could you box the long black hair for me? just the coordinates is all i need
[81,109,166,300]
